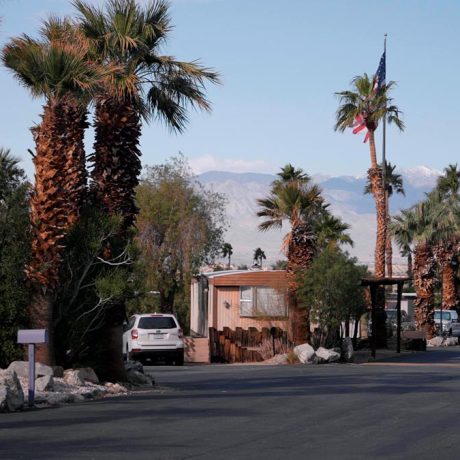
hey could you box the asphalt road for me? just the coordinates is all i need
[2,348,460,460]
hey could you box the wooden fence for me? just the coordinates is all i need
[209,326,288,363]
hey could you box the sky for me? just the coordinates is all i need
[0,0,459,181]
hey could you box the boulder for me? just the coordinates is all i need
[125,360,144,374]
[105,382,128,395]
[7,361,53,379]
[444,337,458,347]
[427,336,444,347]
[35,375,54,392]
[293,343,315,364]
[75,367,99,384]
[316,347,341,363]
[126,370,154,386]
[63,369,86,386]
[341,337,354,362]
[45,393,78,406]
[0,369,24,412]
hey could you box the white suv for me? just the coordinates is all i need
[123,313,184,365]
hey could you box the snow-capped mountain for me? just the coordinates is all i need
[198,167,440,268]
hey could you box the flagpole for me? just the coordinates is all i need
[382,33,387,276]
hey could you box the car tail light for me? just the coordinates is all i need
[177,328,183,338]
[131,329,138,340]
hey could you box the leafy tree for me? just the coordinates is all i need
[271,259,288,270]
[134,156,226,320]
[0,149,31,367]
[335,74,404,278]
[296,248,368,348]
[221,243,233,269]
[253,247,266,268]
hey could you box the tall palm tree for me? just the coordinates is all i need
[335,74,404,278]
[253,247,266,268]
[2,19,103,365]
[221,243,233,269]
[365,162,405,277]
[314,212,353,251]
[74,0,220,228]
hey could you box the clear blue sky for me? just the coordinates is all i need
[0,0,458,181]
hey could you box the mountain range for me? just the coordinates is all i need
[197,166,442,270]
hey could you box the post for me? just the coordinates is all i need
[370,285,377,359]
[17,329,48,408]
[396,281,403,353]
[28,344,36,407]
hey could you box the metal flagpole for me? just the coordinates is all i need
[382,34,387,276]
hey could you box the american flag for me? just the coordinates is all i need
[351,51,386,143]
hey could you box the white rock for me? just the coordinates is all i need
[0,369,24,412]
[7,361,53,379]
[105,382,128,394]
[443,337,458,347]
[316,347,341,363]
[35,375,54,392]
[341,337,354,362]
[63,369,85,386]
[75,367,99,384]
[427,336,444,347]
[125,361,144,374]
[293,343,316,364]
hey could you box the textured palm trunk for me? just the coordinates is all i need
[385,191,392,278]
[90,97,142,381]
[286,222,316,344]
[441,258,457,310]
[91,98,142,228]
[27,99,88,365]
[413,243,436,339]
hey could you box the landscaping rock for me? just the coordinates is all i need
[126,370,154,386]
[341,337,354,362]
[444,337,458,347]
[125,361,144,374]
[7,361,53,379]
[427,336,444,347]
[63,369,85,386]
[105,382,128,395]
[0,369,24,412]
[35,375,54,392]
[75,367,99,384]
[44,393,78,406]
[316,347,341,363]
[293,343,315,364]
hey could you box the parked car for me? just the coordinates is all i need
[433,310,460,337]
[123,313,184,365]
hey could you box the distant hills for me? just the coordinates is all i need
[198,167,440,269]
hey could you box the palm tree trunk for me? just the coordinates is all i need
[442,259,457,310]
[385,191,393,278]
[413,243,436,339]
[407,252,413,280]
[91,98,142,229]
[27,99,88,365]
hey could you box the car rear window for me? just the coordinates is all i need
[138,317,177,330]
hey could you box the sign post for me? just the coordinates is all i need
[17,329,48,407]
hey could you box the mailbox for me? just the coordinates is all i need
[17,329,48,344]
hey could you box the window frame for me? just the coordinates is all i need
[239,285,287,318]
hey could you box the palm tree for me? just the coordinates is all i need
[257,165,326,343]
[221,243,233,269]
[2,19,103,365]
[0,148,24,197]
[391,209,415,280]
[335,74,404,278]
[74,0,220,228]
[314,212,353,251]
[434,164,460,310]
[365,162,405,277]
[253,247,266,268]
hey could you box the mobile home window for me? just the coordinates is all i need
[239,286,287,317]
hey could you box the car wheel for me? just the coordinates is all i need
[175,350,184,366]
